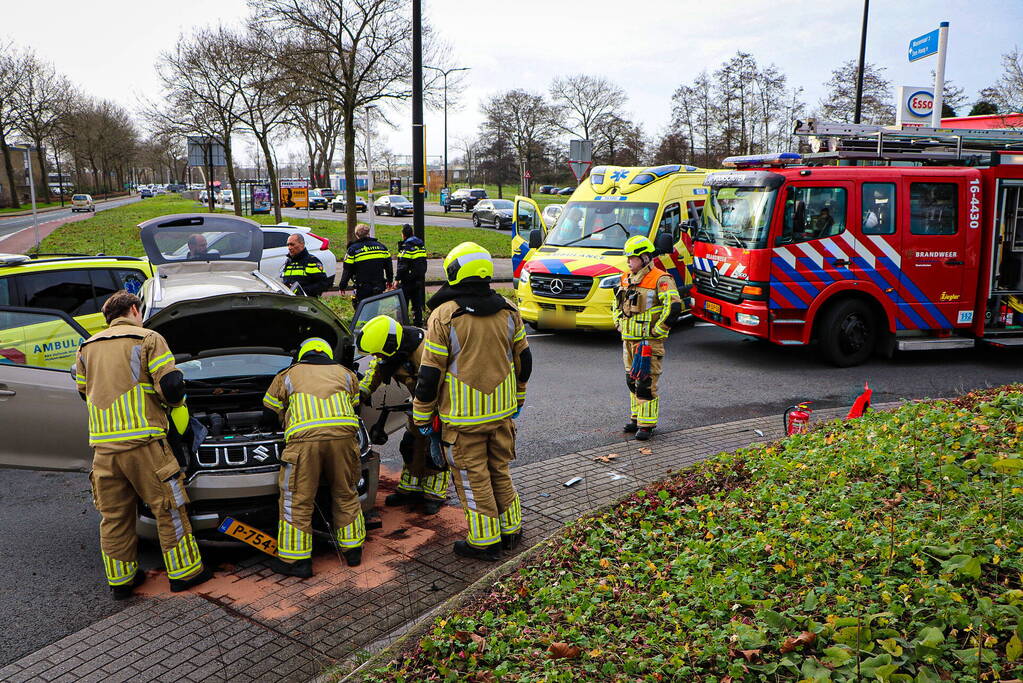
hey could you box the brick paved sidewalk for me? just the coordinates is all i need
[0,404,894,683]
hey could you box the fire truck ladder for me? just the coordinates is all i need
[793,119,1023,164]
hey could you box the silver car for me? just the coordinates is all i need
[0,214,410,544]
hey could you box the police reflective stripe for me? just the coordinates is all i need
[441,371,517,425]
[636,397,659,426]
[283,391,359,440]
[87,385,164,445]
[422,470,450,499]
[398,247,427,259]
[148,351,173,374]
[277,519,312,560]
[336,511,366,548]
[398,469,424,493]
[345,248,391,264]
[263,393,284,411]
[163,533,202,580]
[499,495,522,534]
[102,552,138,586]
[424,340,448,356]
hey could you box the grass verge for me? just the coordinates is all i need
[367,386,1023,682]
[322,287,515,326]
[37,196,511,259]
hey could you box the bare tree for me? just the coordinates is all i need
[550,74,627,141]
[819,60,895,125]
[11,50,73,203]
[62,96,140,197]
[0,41,26,208]
[249,0,436,240]
[289,95,343,188]
[454,136,479,185]
[594,115,644,166]
[651,130,690,165]
[481,89,560,191]
[981,47,1023,116]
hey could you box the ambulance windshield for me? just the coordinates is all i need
[544,201,658,248]
[698,186,777,250]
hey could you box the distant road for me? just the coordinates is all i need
[0,196,140,242]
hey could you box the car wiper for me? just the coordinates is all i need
[723,230,747,249]
[556,222,630,249]
[694,225,713,242]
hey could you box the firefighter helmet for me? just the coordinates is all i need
[623,235,657,258]
[297,337,334,360]
[444,242,494,285]
[357,315,403,357]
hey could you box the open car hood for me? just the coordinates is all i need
[145,293,352,361]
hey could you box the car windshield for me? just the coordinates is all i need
[389,196,408,202]
[177,352,292,380]
[544,201,658,249]
[492,200,513,209]
[698,186,777,250]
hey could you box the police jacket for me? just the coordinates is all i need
[396,236,427,283]
[281,248,330,297]
[611,263,682,341]
[262,352,360,443]
[339,236,393,290]
[412,280,532,432]
[75,318,185,454]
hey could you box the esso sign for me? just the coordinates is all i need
[907,90,935,118]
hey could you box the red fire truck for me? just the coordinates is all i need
[691,121,1023,366]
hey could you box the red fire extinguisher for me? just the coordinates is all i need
[784,402,813,435]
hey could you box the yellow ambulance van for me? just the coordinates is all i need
[512,164,713,330]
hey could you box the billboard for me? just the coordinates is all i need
[279,179,308,209]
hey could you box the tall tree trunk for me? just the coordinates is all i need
[257,133,281,223]
[343,107,357,243]
[224,138,241,216]
[0,133,22,209]
[30,140,53,202]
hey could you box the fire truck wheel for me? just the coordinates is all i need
[818,298,876,367]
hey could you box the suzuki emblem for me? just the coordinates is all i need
[549,278,565,294]
[252,445,271,462]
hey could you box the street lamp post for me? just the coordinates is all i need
[365,104,379,238]
[424,65,470,196]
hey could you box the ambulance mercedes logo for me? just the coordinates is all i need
[710,264,721,288]
[549,278,565,294]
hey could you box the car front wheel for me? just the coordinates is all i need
[461,201,469,212]
[472,214,481,227]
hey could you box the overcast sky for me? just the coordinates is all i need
[4,0,1021,167]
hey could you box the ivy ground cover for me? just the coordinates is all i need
[369,386,1023,682]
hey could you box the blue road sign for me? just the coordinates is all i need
[909,28,939,61]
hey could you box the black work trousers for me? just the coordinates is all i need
[400,279,426,326]
[354,282,386,306]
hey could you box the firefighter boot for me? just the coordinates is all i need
[453,540,501,562]
[169,567,214,593]
[385,490,423,506]
[268,557,313,579]
[636,426,655,442]
[422,499,443,515]
[111,571,146,601]
[343,547,362,567]
[623,420,639,433]
[501,531,522,552]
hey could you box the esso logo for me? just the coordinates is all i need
[907,90,934,117]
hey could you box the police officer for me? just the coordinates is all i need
[281,233,331,297]
[357,315,449,514]
[612,236,682,441]
[395,224,427,326]
[75,291,211,599]
[413,243,532,561]
[339,224,393,304]
[262,337,366,576]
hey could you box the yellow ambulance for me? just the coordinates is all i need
[512,164,714,330]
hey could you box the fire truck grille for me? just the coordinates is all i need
[530,274,592,299]
[693,270,744,303]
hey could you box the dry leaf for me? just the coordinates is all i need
[779,631,817,654]
[454,631,471,644]
[639,447,652,455]
[470,633,487,652]
[548,642,581,659]
[740,649,761,662]
[516,584,529,598]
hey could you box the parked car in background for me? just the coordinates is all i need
[258,224,338,287]
[541,203,564,226]
[449,188,488,212]
[332,195,367,213]
[219,189,234,205]
[71,193,95,211]
[374,195,413,216]
[307,189,330,210]
[139,188,154,199]
[538,185,556,194]
[314,187,336,201]
[557,187,574,195]
[472,199,514,228]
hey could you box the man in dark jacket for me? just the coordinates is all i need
[281,233,331,297]
[395,224,427,326]
[339,224,394,304]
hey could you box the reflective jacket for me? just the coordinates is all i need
[413,298,529,431]
[263,355,360,442]
[359,333,425,397]
[611,264,682,341]
[280,248,330,297]
[339,236,393,290]
[396,236,427,283]
[75,318,181,453]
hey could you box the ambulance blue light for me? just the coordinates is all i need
[722,153,802,168]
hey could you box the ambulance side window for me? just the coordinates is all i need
[16,269,98,316]
[658,203,681,241]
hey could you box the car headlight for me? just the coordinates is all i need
[599,274,622,289]
[735,313,761,327]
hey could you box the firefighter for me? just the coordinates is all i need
[357,314,449,514]
[262,337,366,576]
[74,291,212,599]
[395,224,427,326]
[280,232,331,297]
[339,224,394,304]
[612,235,682,441]
[413,242,532,561]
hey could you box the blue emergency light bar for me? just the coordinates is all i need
[722,152,802,168]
